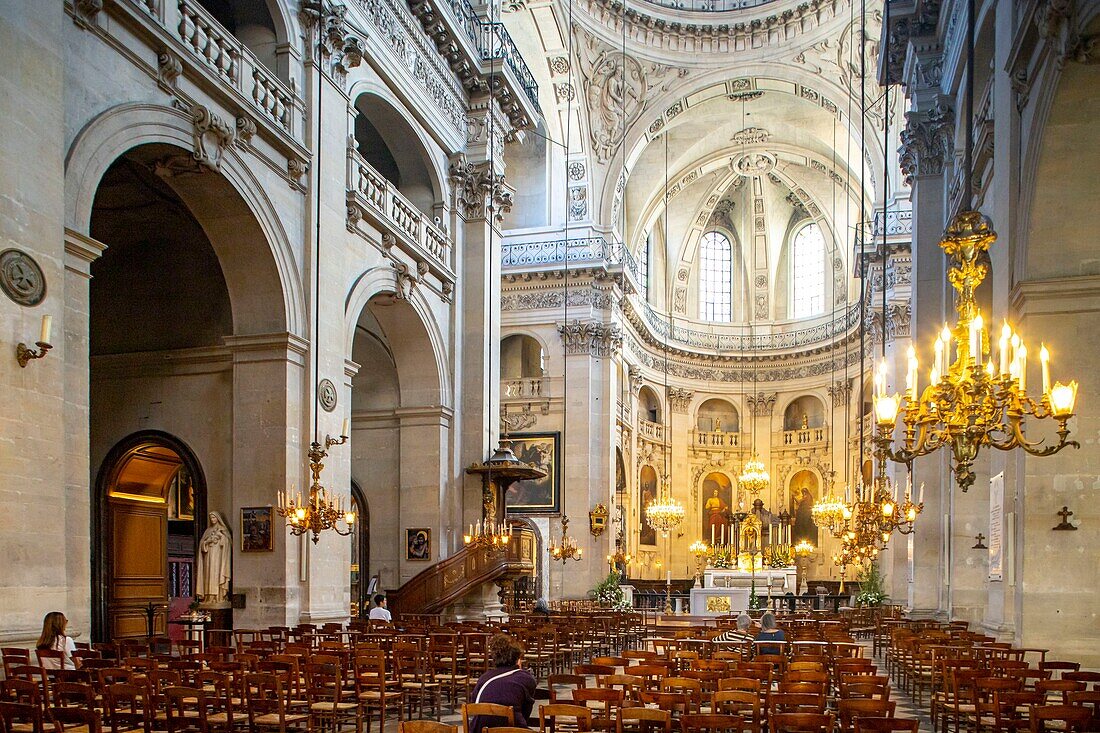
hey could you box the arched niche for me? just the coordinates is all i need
[784,395,826,431]
[788,469,819,545]
[696,398,739,432]
[500,334,546,379]
[638,386,663,423]
[353,93,442,214]
[639,465,659,547]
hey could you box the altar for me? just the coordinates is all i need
[689,568,798,616]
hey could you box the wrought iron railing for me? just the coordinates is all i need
[501,237,640,282]
[442,0,540,113]
[637,0,778,11]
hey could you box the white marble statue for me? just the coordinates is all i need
[196,511,232,607]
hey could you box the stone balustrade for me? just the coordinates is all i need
[347,147,452,273]
[123,0,303,140]
[501,377,543,399]
[778,426,828,447]
[639,419,666,443]
[692,430,742,449]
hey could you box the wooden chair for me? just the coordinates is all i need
[164,687,208,733]
[660,678,703,714]
[397,722,456,733]
[600,675,644,704]
[767,713,834,733]
[853,718,919,733]
[393,646,440,719]
[539,703,593,733]
[711,691,762,733]
[47,708,103,733]
[572,688,624,732]
[616,707,671,733]
[768,694,825,716]
[430,637,469,712]
[104,682,153,733]
[304,661,362,733]
[461,702,515,733]
[837,699,896,731]
[244,673,310,733]
[680,714,744,733]
[548,675,587,703]
[1028,705,1091,733]
[0,700,44,733]
[1036,680,1086,704]
[353,653,403,733]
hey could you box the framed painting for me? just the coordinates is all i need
[240,507,273,552]
[406,528,431,560]
[504,432,560,515]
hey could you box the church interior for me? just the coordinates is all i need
[2,0,1100,729]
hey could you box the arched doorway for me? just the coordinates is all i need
[92,432,207,641]
[349,482,370,617]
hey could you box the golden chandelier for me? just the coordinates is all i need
[737,454,770,496]
[548,515,582,562]
[645,484,685,535]
[277,435,356,543]
[811,491,849,537]
[872,211,1079,491]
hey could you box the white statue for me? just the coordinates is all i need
[196,511,232,607]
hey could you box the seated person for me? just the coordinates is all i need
[755,611,786,655]
[469,635,537,733]
[714,612,754,644]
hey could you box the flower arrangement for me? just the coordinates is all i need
[854,560,888,606]
[748,580,764,610]
[711,547,733,569]
[592,572,632,610]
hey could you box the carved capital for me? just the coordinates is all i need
[448,154,513,222]
[628,365,644,396]
[300,1,364,83]
[746,392,777,417]
[827,380,852,408]
[667,387,694,413]
[898,98,954,185]
[558,319,622,357]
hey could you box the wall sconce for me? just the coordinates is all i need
[972,533,988,549]
[1053,506,1078,531]
[16,315,52,368]
[589,503,609,537]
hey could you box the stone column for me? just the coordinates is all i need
[453,94,513,553]
[898,54,954,614]
[667,386,693,579]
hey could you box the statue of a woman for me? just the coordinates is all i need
[196,511,232,607]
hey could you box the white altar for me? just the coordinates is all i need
[689,568,798,616]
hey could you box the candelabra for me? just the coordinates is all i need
[548,515,582,563]
[689,540,708,587]
[277,431,356,544]
[811,492,849,538]
[872,211,1079,491]
[738,454,770,496]
[464,519,512,552]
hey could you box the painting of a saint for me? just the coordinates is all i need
[504,433,560,514]
[639,466,658,546]
[789,470,819,545]
[701,472,733,544]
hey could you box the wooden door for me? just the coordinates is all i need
[104,445,179,639]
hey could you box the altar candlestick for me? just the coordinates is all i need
[711,525,715,545]
[999,322,1010,374]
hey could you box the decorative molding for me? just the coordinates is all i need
[300,0,364,84]
[448,154,513,222]
[156,48,183,93]
[500,405,539,432]
[0,249,47,307]
[827,380,852,408]
[628,364,644,396]
[746,392,777,416]
[72,0,104,28]
[501,286,615,311]
[1036,0,1100,67]
[898,98,954,185]
[393,260,418,300]
[569,186,588,222]
[235,115,257,146]
[667,387,694,413]
[558,319,622,357]
[188,103,235,170]
[318,378,339,412]
[730,127,771,145]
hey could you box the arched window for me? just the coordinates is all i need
[638,232,650,302]
[790,222,826,319]
[699,231,732,321]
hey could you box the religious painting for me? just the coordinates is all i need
[176,468,195,520]
[639,465,658,547]
[701,472,734,546]
[503,432,560,514]
[240,507,273,552]
[788,470,819,545]
[406,528,431,561]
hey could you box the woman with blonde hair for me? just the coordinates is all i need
[36,611,76,669]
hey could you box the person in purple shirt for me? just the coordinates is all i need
[468,634,537,733]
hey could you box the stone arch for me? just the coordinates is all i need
[782,394,827,430]
[695,397,739,432]
[344,266,450,407]
[348,83,450,215]
[500,333,547,379]
[65,103,304,337]
[638,385,663,423]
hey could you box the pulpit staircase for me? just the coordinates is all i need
[386,526,537,617]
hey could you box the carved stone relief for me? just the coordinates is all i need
[558,319,622,357]
[667,387,694,412]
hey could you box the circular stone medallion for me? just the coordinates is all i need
[318,378,338,412]
[0,249,46,306]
